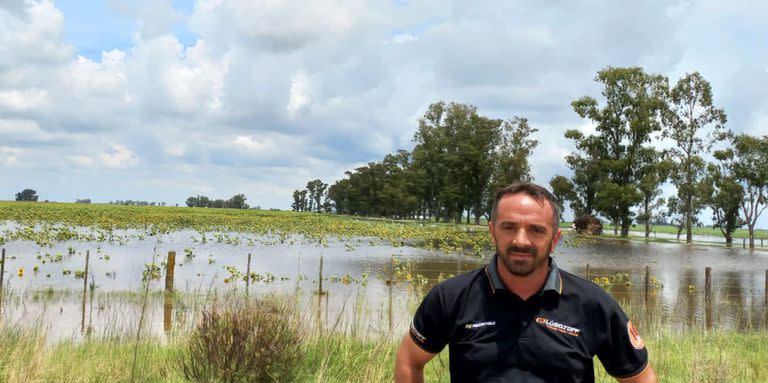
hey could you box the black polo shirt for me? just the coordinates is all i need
[409,255,648,382]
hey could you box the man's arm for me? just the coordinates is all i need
[394,334,437,383]
[616,363,657,383]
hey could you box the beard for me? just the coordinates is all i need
[496,238,554,277]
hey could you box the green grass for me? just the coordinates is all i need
[602,223,768,240]
[1,326,765,382]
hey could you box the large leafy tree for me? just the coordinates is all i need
[411,101,502,223]
[327,179,350,214]
[486,117,538,220]
[570,67,668,236]
[226,193,249,209]
[556,128,608,219]
[636,148,671,237]
[661,72,728,243]
[715,135,768,248]
[702,157,743,245]
[15,188,38,201]
[411,102,448,221]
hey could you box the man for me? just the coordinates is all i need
[395,182,656,382]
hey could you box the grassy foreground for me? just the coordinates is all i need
[1,326,766,382]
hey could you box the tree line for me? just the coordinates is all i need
[293,67,768,249]
[293,101,538,224]
[185,194,250,209]
[549,67,767,248]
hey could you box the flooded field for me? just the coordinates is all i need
[1,222,767,342]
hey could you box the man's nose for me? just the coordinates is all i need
[511,228,532,247]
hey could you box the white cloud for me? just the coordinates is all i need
[286,71,310,119]
[0,89,48,110]
[0,0,767,227]
[67,154,95,167]
[99,144,139,168]
[0,146,22,166]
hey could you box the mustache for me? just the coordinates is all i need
[505,246,536,256]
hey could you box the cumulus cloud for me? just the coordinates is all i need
[0,146,22,166]
[286,71,311,119]
[0,0,766,221]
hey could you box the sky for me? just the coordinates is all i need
[1,0,767,227]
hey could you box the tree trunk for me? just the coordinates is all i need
[749,226,755,249]
[645,221,650,238]
[620,219,630,237]
[725,235,732,245]
[685,210,693,243]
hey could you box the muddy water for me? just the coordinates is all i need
[1,229,767,341]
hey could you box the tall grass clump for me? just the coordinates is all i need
[180,296,303,383]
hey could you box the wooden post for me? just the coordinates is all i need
[245,253,252,297]
[0,249,5,319]
[764,270,767,306]
[318,256,324,295]
[705,266,712,329]
[388,261,394,331]
[585,264,590,280]
[704,267,712,301]
[743,238,746,249]
[163,251,176,332]
[81,250,90,333]
[644,266,650,302]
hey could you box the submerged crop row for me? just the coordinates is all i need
[0,201,492,254]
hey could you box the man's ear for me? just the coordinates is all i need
[488,221,496,243]
[550,229,562,252]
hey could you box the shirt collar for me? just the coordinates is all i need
[484,254,562,295]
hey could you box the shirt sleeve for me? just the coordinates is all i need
[596,301,649,378]
[409,285,452,354]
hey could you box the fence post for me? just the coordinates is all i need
[764,270,767,306]
[0,249,5,319]
[644,266,650,302]
[81,250,90,333]
[705,266,712,330]
[585,264,590,281]
[245,253,252,297]
[318,255,324,296]
[163,251,176,332]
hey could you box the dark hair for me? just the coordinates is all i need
[490,182,561,228]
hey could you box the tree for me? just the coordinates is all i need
[456,107,502,224]
[15,189,38,201]
[549,176,575,222]
[327,179,350,214]
[716,135,768,248]
[291,190,308,212]
[661,72,728,243]
[226,194,249,209]
[411,102,449,222]
[702,159,743,245]
[486,117,538,220]
[570,67,668,236]
[636,148,671,237]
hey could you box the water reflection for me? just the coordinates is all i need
[0,231,767,341]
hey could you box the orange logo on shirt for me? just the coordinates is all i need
[627,320,645,350]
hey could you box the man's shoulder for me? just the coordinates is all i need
[430,266,488,297]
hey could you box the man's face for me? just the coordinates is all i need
[489,193,561,277]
